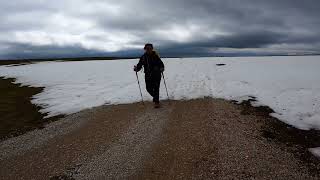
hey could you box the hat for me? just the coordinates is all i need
[144,43,153,50]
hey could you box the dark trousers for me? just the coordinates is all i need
[145,73,161,103]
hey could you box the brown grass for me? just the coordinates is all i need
[0,77,62,140]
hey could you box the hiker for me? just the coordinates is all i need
[134,43,165,108]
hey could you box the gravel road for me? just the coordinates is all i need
[0,98,319,179]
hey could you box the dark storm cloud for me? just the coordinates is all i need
[0,43,107,59]
[0,0,320,59]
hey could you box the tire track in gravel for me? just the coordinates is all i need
[132,99,319,180]
[0,103,150,180]
[74,103,172,179]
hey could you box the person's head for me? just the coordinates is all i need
[144,43,154,54]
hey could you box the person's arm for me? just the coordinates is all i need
[156,53,165,72]
[134,57,144,72]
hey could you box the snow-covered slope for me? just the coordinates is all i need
[0,56,319,131]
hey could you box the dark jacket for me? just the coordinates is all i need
[136,51,164,75]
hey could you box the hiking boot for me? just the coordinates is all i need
[154,102,160,108]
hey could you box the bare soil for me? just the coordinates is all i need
[0,77,62,140]
[0,98,319,180]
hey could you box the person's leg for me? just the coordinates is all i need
[152,74,162,103]
[145,75,154,98]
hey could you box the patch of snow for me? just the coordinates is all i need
[309,148,320,158]
[0,56,319,132]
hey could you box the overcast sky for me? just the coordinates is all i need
[1,0,320,59]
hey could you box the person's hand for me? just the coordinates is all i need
[160,67,164,72]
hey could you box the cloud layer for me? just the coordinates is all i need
[1,0,320,59]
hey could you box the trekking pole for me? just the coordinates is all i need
[161,72,170,101]
[135,72,144,105]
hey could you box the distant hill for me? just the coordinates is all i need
[0,57,138,66]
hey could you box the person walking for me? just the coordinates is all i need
[134,43,164,108]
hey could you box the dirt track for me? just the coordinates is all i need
[0,98,319,179]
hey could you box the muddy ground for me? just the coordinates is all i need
[0,77,62,140]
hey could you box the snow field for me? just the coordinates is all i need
[0,56,319,132]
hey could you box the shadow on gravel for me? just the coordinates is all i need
[50,164,82,180]
[232,97,320,175]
